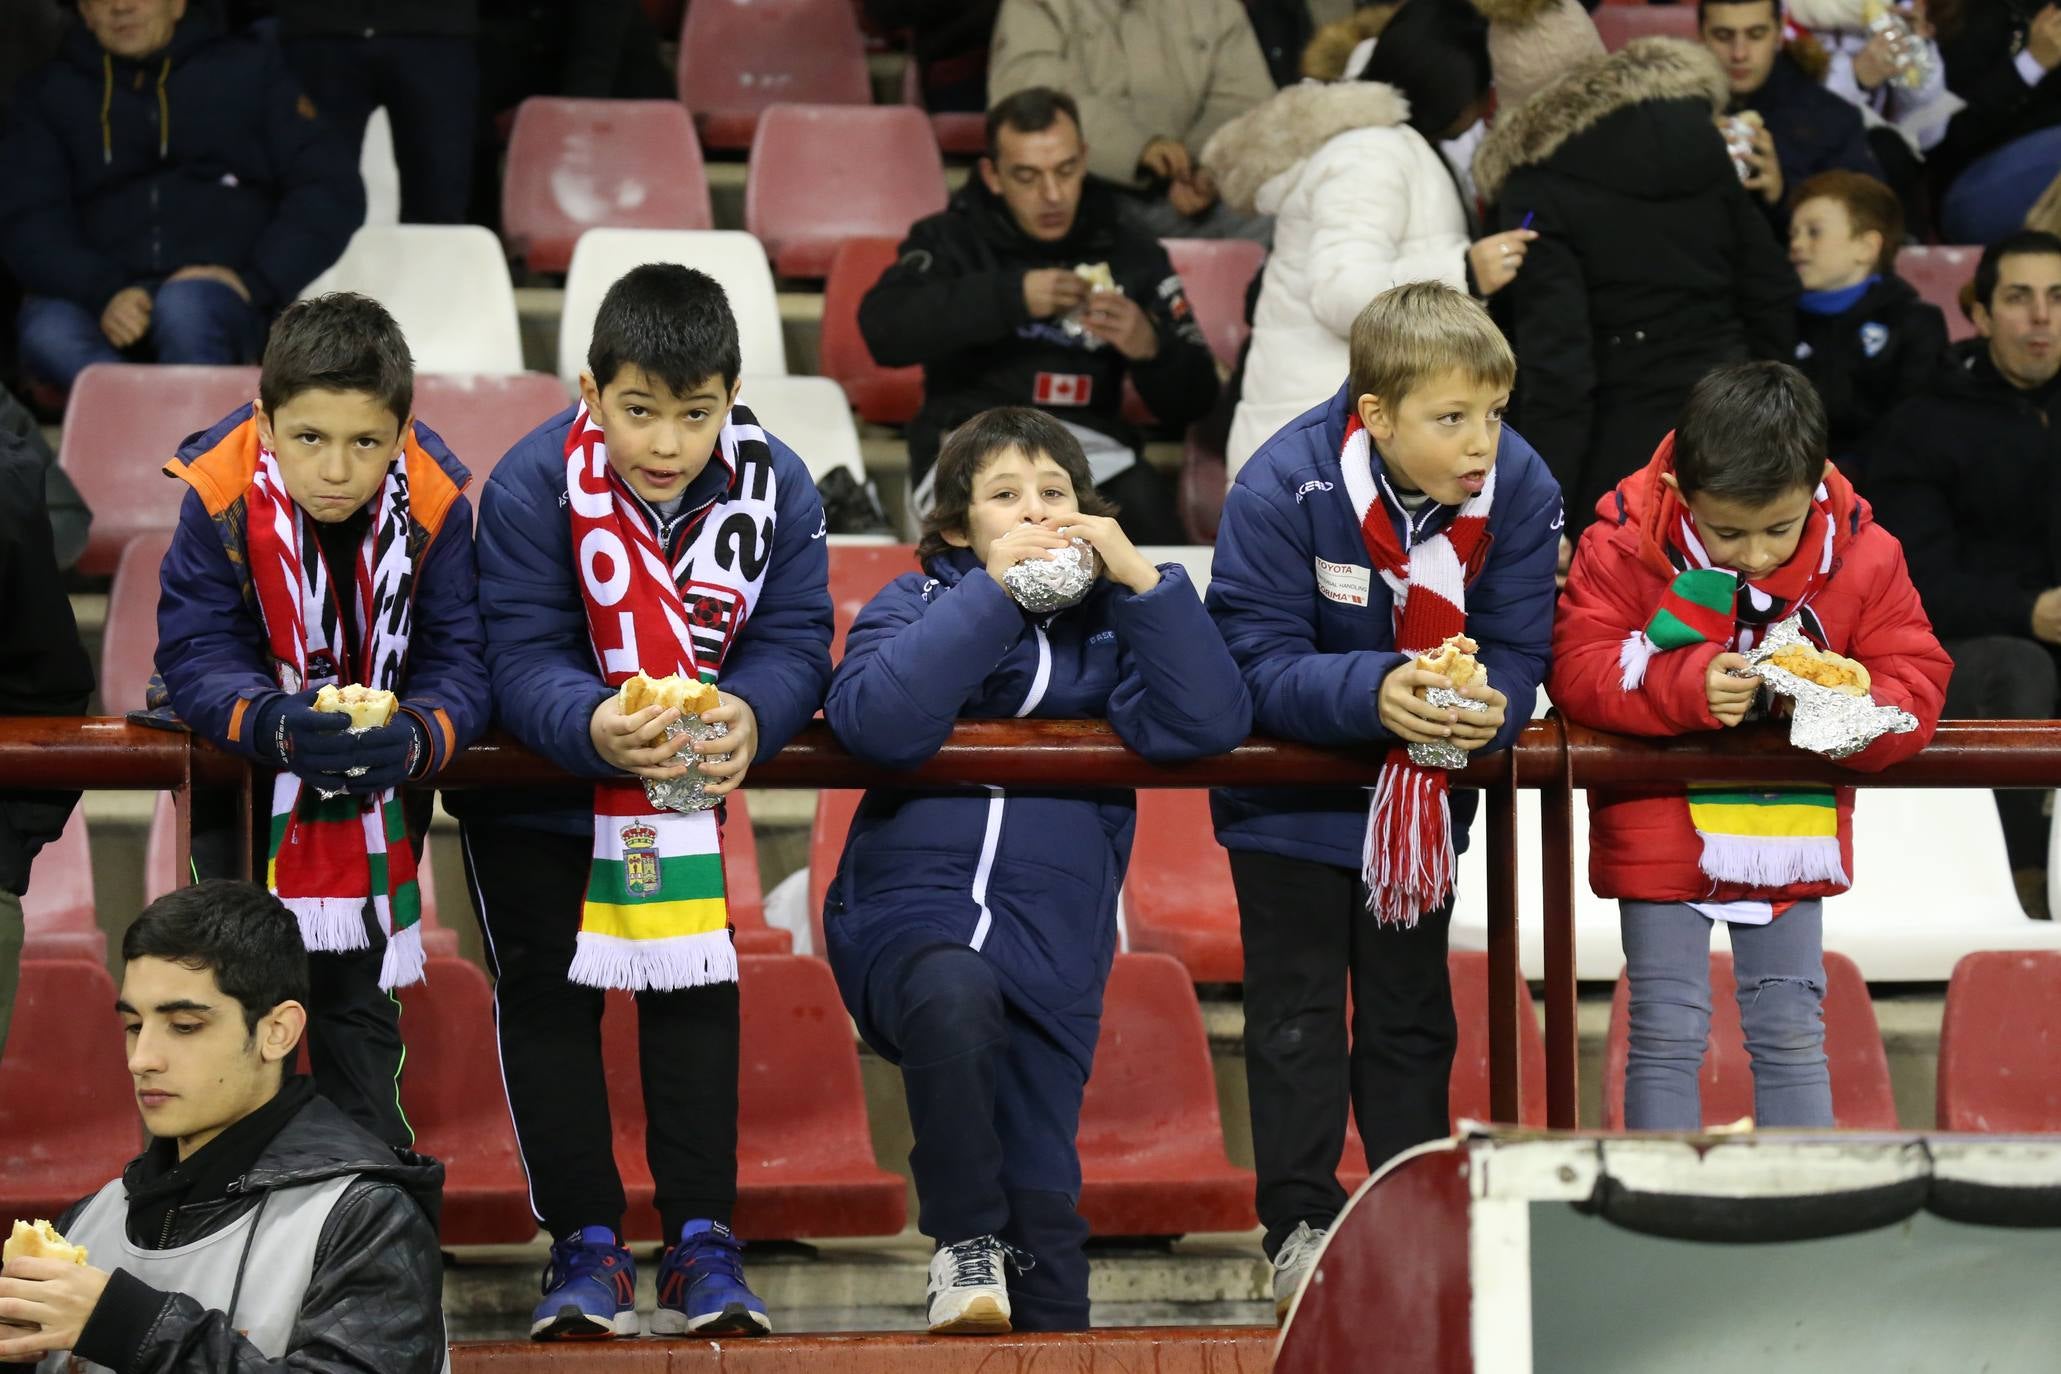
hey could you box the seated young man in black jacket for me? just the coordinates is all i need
[858,86,1221,544]
[0,881,448,1373]
[1871,229,2061,917]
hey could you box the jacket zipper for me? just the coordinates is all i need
[968,622,1054,953]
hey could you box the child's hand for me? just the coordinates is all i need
[1706,652,1761,727]
[589,698,691,780]
[1378,663,1461,743]
[1056,512,1160,594]
[1451,682,1509,751]
[689,692,758,799]
[984,522,1073,584]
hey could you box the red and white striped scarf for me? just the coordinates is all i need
[1338,415,1497,926]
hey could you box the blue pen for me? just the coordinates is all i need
[1519,210,1536,231]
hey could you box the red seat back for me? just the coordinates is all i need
[502,99,712,273]
[1124,789,1243,983]
[1897,246,1981,343]
[724,795,791,954]
[932,112,986,156]
[821,236,924,425]
[0,961,141,1219]
[1938,950,2061,1132]
[747,105,947,278]
[60,364,262,574]
[22,808,100,963]
[414,373,574,501]
[100,531,173,716]
[1593,4,1698,49]
[1162,238,1266,372]
[806,789,866,959]
[678,0,871,150]
[829,543,919,661]
[1602,948,1897,1129]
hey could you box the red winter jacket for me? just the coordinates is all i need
[1547,451,1953,904]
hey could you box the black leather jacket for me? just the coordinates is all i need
[53,1095,447,1374]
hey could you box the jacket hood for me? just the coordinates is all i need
[1469,0,1571,21]
[1202,81,1413,214]
[947,176,1124,260]
[1474,38,1729,203]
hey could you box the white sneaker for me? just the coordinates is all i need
[926,1235,1017,1334]
[1272,1220,1328,1323]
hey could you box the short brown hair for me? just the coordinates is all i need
[1347,280,1515,410]
[260,292,413,427]
[917,407,1117,565]
[986,87,1082,162]
[1793,170,1903,274]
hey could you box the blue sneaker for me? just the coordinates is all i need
[530,1226,639,1340]
[652,1220,772,1335]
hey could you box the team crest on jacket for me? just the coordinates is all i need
[681,581,742,670]
[1860,322,1889,358]
[620,824,660,897]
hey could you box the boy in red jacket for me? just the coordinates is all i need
[1550,361,1950,1129]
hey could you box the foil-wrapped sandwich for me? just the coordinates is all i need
[617,672,729,813]
[1410,633,1491,771]
[1061,261,1120,343]
[1002,537,1099,614]
[1743,616,1916,759]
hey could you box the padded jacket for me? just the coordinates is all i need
[1548,448,1951,903]
[823,549,1249,1072]
[1206,381,1563,871]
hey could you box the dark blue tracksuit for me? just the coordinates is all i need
[823,549,1250,1330]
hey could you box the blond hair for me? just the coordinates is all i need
[1347,280,1516,409]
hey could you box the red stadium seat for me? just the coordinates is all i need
[1602,948,1898,1129]
[21,809,102,964]
[678,0,872,151]
[724,795,791,954]
[821,237,925,425]
[933,112,987,156]
[830,543,918,660]
[1593,4,1699,48]
[1179,426,1228,544]
[806,789,865,960]
[502,99,713,273]
[0,961,141,1220]
[414,373,574,501]
[1937,950,2061,1131]
[746,105,948,278]
[603,954,907,1240]
[1079,953,1256,1235]
[100,530,172,716]
[1162,238,1265,372]
[400,956,538,1243]
[60,364,261,574]
[1898,246,1981,343]
[1124,790,1242,983]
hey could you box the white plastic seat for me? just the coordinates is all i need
[302,225,524,374]
[1138,545,1214,597]
[361,106,399,227]
[558,228,787,388]
[734,373,862,485]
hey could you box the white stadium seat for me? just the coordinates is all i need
[558,228,787,388]
[302,225,524,374]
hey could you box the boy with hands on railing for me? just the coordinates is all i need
[1549,361,1950,1131]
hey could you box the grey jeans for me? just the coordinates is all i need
[0,888,22,1067]
[1619,900,1833,1130]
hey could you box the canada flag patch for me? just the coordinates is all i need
[1033,372,1094,407]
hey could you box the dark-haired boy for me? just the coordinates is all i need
[0,880,447,1373]
[463,263,832,1340]
[1551,361,1947,1128]
[154,292,489,1151]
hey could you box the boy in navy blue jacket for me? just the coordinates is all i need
[154,292,488,1151]
[463,264,831,1342]
[1206,281,1560,1320]
[824,407,1250,1335]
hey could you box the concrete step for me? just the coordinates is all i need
[447,1326,1275,1370]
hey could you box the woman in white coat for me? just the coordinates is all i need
[1205,0,1536,476]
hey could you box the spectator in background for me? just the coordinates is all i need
[1300,3,1401,81]
[867,0,1003,112]
[1787,170,1948,483]
[274,0,478,225]
[1934,0,2061,245]
[860,88,1220,544]
[1205,0,1538,476]
[1472,16,1796,530]
[1701,0,1882,223]
[0,430,93,1069]
[0,0,362,390]
[1868,230,2061,918]
[988,0,1276,242]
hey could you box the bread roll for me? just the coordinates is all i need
[313,683,397,728]
[1073,261,1117,293]
[617,672,722,719]
[4,1219,87,1267]
[1415,634,1484,689]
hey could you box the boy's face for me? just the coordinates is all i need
[1974,251,2061,391]
[578,365,741,505]
[1788,198,1878,293]
[1701,0,1781,95]
[256,388,407,525]
[979,114,1088,243]
[1357,369,1508,508]
[943,446,1083,564]
[118,956,303,1162]
[1669,478,1816,580]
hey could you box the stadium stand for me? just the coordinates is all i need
[745,104,948,278]
[414,373,578,496]
[502,98,714,274]
[1936,950,2061,1132]
[0,961,142,1224]
[98,531,172,716]
[301,226,526,375]
[558,228,788,386]
[1898,246,1980,343]
[735,373,869,487]
[724,794,793,955]
[821,236,925,425]
[1162,238,1266,373]
[20,809,101,964]
[1593,4,1700,48]
[678,0,872,150]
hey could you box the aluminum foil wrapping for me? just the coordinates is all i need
[1408,686,1490,771]
[1866,11,1934,88]
[644,715,730,813]
[315,722,379,802]
[1741,615,1917,760]
[1002,538,1099,614]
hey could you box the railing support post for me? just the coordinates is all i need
[1487,750,1520,1124]
[1542,730,1579,1128]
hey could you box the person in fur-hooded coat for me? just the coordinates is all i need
[1473,37,1798,529]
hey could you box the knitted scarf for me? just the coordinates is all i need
[1617,434,1847,891]
[1338,415,1497,927]
[245,448,424,990]
[566,402,777,991]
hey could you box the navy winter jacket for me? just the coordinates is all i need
[0,13,363,313]
[823,550,1251,1071]
[1206,382,1562,871]
[468,405,833,834]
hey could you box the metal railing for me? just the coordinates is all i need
[7,716,2060,1129]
